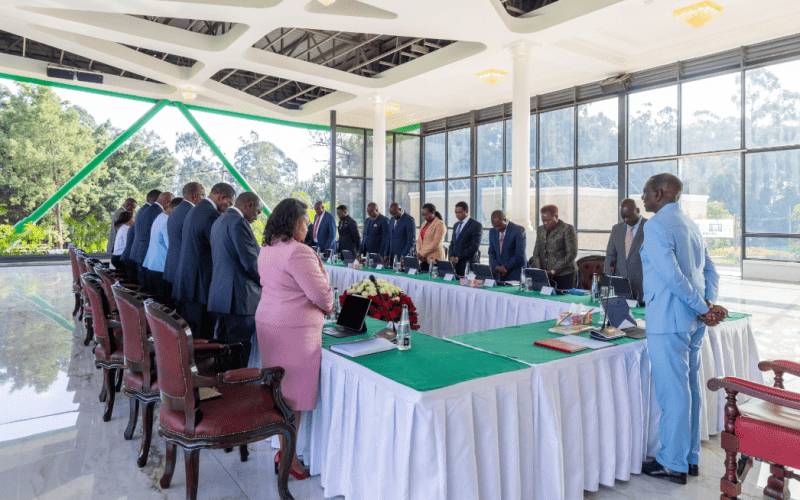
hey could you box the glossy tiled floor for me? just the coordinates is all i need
[0,264,796,500]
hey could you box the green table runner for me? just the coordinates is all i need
[322,318,529,392]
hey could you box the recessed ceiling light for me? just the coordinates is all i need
[674,1,723,28]
[476,69,508,86]
[318,0,336,6]
[181,87,197,100]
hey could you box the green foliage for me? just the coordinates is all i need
[707,201,733,219]
[292,189,329,223]
[0,222,54,255]
[64,214,109,252]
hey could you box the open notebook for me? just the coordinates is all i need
[330,337,396,357]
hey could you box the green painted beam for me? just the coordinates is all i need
[174,102,271,216]
[12,99,169,235]
[0,72,159,104]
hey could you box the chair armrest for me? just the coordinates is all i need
[192,374,218,388]
[759,360,800,379]
[215,366,285,388]
[707,376,800,411]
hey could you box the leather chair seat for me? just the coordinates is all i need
[94,345,125,364]
[160,385,283,438]
[123,371,160,394]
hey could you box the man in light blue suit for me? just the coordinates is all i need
[488,210,526,282]
[639,173,728,485]
[311,201,336,252]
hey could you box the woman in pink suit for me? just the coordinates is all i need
[255,198,334,479]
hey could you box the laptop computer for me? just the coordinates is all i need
[472,264,494,281]
[322,294,372,338]
[599,275,635,300]
[600,296,647,339]
[523,268,551,291]
[403,256,420,273]
[341,249,355,265]
[368,253,383,267]
[435,259,457,278]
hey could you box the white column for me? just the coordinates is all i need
[508,41,535,254]
[371,95,387,210]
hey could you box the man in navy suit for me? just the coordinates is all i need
[163,182,206,292]
[638,173,727,484]
[448,201,482,276]
[385,202,416,266]
[132,191,174,287]
[358,202,389,261]
[121,189,160,284]
[488,210,526,282]
[207,192,262,368]
[172,183,236,340]
[311,201,336,252]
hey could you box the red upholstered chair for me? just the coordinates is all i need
[81,273,126,422]
[576,255,605,290]
[113,284,241,468]
[144,299,297,500]
[76,251,97,345]
[707,360,800,500]
[67,245,83,317]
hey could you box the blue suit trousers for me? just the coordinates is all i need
[647,326,705,473]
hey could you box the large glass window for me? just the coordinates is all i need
[476,175,506,226]
[746,59,800,149]
[746,150,800,234]
[578,98,618,166]
[425,181,446,220]
[745,237,800,262]
[477,121,504,174]
[448,128,471,177]
[425,133,446,179]
[447,178,471,227]
[682,73,741,154]
[539,170,574,226]
[395,181,421,221]
[335,178,364,222]
[335,128,364,177]
[628,85,678,159]
[395,134,420,180]
[578,166,618,231]
[628,160,679,202]
[539,107,575,169]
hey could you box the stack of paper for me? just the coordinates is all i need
[330,337,396,357]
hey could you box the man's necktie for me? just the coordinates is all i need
[313,214,321,239]
[625,225,634,258]
[499,231,505,253]
[455,221,464,240]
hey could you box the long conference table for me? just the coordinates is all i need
[274,264,761,500]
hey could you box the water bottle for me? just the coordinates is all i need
[333,287,340,318]
[591,274,600,301]
[396,305,411,350]
[429,261,437,278]
[464,262,471,278]
[367,256,373,268]
[393,256,401,273]
[519,269,526,292]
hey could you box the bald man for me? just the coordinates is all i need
[603,199,647,300]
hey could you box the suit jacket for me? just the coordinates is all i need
[207,208,262,316]
[640,203,719,334]
[303,223,315,246]
[172,198,221,305]
[488,221,527,281]
[106,207,125,253]
[387,212,416,260]
[604,218,647,300]
[311,211,336,251]
[121,203,150,263]
[163,200,194,284]
[132,202,164,265]
[417,217,445,263]
[359,214,389,256]
[142,213,170,273]
[528,220,578,277]
[336,215,361,256]
[448,217,482,275]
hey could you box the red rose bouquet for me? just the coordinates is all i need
[339,278,420,330]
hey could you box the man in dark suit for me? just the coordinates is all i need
[448,201,482,276]
[132,191,174,287]
[336,205,361,257]
[358,202,389,261]
[385,202,416,266]
[121,189,160,284]
[172,183,236,340]
[604,198,648,300]
[303,223,315,247]
[163,182,206,292]
[488,210,527,282]
[311,201,336,252]
[207,192,262,368]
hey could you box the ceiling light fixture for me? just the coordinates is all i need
[318,0,336,6]
[386,102,401,115]
[181,87,197,100]
[673,1,723,28]
[476,69,508,86]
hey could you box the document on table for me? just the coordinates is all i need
[330,337,396,357]
[557,335,615,350]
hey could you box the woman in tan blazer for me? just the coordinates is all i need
[416,203,445,269]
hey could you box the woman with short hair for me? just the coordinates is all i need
[528,204,578,289]
[415,202,445,270]
[111,211,134,270]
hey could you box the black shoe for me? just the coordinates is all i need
[642,460,687,485]
[688,464,699,477]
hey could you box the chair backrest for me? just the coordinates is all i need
[76,251,90,275]
[576,255,605,290]
[81,273,115,357]
[86,257,104,274]
[95,266,120,310]
[68,245,81,286]
[112,283,149,360]
[144,299,199,434]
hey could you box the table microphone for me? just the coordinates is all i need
[369,275,397,342]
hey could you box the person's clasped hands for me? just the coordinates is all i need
[698,300,729,327]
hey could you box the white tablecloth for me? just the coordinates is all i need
[326,265,574,338]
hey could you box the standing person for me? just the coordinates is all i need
[111,211,134,270]
[639,173,727,484]
[207,192,263,369]
[121,190,159,284]
[415,203,445,270]
[385,202,416,266]
[106,198,137,253]
[133,191,174,287]
[335,205,361,258]
[163,182,206,293]
[255,198,334,480]
[172,183,236,340]
[142,197,183,303]
[604,199,647,300]
[358,202,389,262]
[528,205,578,290]
[448,201,482,276]
[303,222,315,246]
[488,210,527,282]
[310,201,336,252]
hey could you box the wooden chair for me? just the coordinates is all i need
[576,254,605,290]
[707,359,800,500]
[76,251,95,344]
[144,299,297,500]
[67,244,83,318]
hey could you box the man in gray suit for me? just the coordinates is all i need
[105,198,137,253]
[604,199,647,300]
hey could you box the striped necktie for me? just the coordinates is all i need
[625,225,634,258]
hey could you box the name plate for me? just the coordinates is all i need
[408,268,418,275]
[484,279,496,287]
[376,264,384,270]
[443,273,455,281]
[540,286,556,296]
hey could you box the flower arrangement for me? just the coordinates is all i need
[340,278,420,330]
